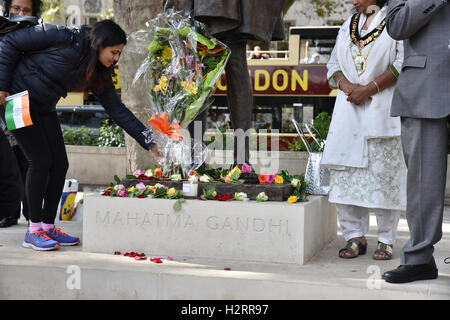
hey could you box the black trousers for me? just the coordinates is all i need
[11,109,68,224]
[12,145,29,220]
[0,129,23,219]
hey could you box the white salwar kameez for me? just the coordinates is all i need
[322,6,406,244]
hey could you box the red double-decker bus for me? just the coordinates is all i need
[210,26,340,134]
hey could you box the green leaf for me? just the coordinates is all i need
[173,198,185,211]
[230,170,240,181]
[153,187,167,198]
[200,186,216,200]
[114,175,121,184]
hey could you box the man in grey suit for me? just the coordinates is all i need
[383,0,450,283]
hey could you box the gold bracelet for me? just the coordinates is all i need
[372,80,380,93]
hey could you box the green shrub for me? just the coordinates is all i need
[62,126,95,146]
[312,112,332,141]
[96,119,125,147]
[63,120,125,147]
[282,136,308,152]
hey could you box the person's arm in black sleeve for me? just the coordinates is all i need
[0,23,72,92]
[94,82,156,151]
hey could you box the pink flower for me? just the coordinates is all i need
[241,163,252,174]
[266,174,276,184]
[117,189,128,197]
[133,169,143,178]
[136,182,146,192]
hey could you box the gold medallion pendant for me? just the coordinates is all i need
[354,53,366,76]
[349,13,386,77]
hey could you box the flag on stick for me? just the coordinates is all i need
[4,91,32,130]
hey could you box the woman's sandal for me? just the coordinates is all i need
[338,237,367,259]
[372,242,393,260]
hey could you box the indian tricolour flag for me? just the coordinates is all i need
[4,91,32,130]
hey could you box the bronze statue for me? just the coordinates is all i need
[163,0,286,164]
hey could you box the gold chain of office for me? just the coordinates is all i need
[349,13,386,76]
[350,13,386,48]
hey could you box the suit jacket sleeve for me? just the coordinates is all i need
[386,0,448,40]
[0,23,72,91]
[95,83,154,150]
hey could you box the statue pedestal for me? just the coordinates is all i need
[82,195,336,265]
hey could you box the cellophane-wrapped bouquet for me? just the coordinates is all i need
[131,9,230,176]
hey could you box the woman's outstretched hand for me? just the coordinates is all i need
[150,144,160,162]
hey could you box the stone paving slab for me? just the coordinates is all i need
[1,198,449,300]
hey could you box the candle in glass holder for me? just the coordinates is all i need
[182,182,198,197]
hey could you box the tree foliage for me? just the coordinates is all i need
[41,0,64,23]
[284,0,348,25]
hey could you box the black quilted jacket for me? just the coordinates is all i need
[0,23,152,150]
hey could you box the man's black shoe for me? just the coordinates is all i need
[382,259,438,283]
[0,217,18,228]
[7,218,18,226]
[0,217,9,228]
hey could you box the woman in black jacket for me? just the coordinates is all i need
[0,0,44,228]
[0,19,157,251]
[0,0,42,228]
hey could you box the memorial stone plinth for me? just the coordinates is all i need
[83,195,336,264]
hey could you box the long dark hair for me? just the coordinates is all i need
[84,19,127,94]
[2,0,42,17]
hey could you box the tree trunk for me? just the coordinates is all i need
[113,0,163,174]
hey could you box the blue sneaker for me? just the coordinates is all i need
[45,227,80,246]
[23,229,60,251]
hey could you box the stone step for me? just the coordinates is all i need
[1,218,449,300]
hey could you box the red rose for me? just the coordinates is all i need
[215,194,234,201]
[154,168,163,178]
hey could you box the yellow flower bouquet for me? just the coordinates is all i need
[130,9,230,176]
